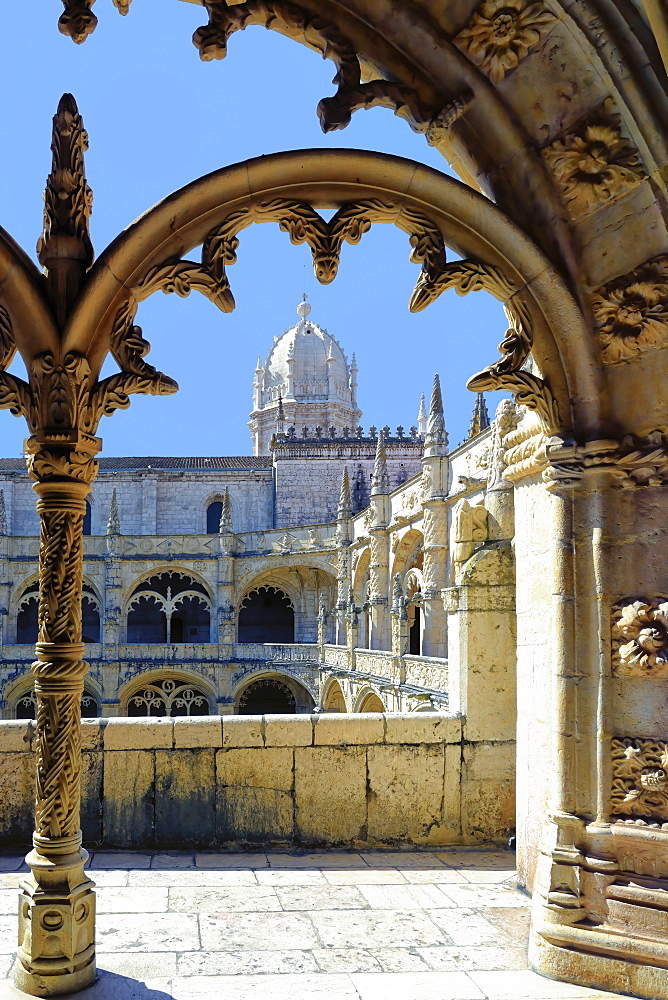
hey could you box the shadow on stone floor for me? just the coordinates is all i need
[2,969,174,1000]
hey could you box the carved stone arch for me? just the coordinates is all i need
[232,668,316,713]
[118,668,217,716]
[352,546,371,605]
[123,565,215,612]
[183,0,668,300]
[65,150,600,439]
[8,674,101,720]
[234,555,338,596]
[321,676,348,713]
[354,685,386,713]
[390,527,424,580]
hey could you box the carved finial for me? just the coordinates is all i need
[393,574,403,609]
[371,429,390,496]
[417,393,428,437]
[0,489,6,535]
[37,93,94,325]
[297,294,311,319]
[219,488,233,533]
[318,593,328,619]
[424,374,448,455]
[106,489,120,535]
[58,0,98,43]
[338,466,353,520]
[467,392,490,439]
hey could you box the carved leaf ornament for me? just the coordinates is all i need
[613,600,668,676]
[592,254,668,365]
[612,738,668,825]
[454,0,556,84]
[192,0,468,140]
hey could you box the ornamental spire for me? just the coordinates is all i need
[424,374,448,456]
[37,93,94,325]
[417,393,428,437]
[0,489,6,535]
[338,466,353,519]
[371,429,390,496]
[468,392,490,439]
[106,489,120,535]
[219,488,233,532]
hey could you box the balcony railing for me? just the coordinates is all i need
[232,643,320,663]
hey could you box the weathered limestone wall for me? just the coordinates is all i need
[0,714,513,850]
[0,469,275,536]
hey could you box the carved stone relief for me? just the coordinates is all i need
[543,100,645,220]
[592,254,668,365]
[612,600,668,676]
[611,738,668,825]
[454,0,556,84]
[192,0,456,138]
[453,499,488,582]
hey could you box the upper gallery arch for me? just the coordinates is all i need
[63,148,595,437]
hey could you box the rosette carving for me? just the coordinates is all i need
[613,600,668,676]
[592,254,668,365]
[543,100,645,220]
[612,738,668,824]
[454,0,555,83]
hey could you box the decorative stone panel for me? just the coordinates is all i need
[454,0,556,84]
[592,254,668,364]
[612,599,668,676]
[542,100,645,220]
[611,737,668,826]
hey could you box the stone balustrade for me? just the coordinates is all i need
[0,714,514,850]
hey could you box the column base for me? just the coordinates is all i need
[530,922,668,999]
[15,839,96,998]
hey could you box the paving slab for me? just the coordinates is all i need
[0,849,634,1000]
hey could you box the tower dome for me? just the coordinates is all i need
[249,298,361,455]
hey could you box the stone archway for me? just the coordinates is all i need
[0,90,665,993]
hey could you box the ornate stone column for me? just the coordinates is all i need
[420,375,449,658]
[335,467,353,645]
[15,436,99,996]
[368,432,390,650]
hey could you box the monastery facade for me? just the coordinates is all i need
[0,299,503,723]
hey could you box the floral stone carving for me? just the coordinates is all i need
[611,738,668,824]
[454,0,555,84]
[612,600,668,676]
[543,101,645,219]
[592,254,668,365]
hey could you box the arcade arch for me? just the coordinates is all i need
[126,570,212,644]
[234,671,315,714]
[119,670,215,717]
[322,678,347,713]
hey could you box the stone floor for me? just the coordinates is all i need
[0,849,631,1000]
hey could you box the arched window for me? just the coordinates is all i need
[82,591,101,643]
[16,689,99,719]
[16,584,39,644]
[238,586,294,643]
[17,583,101,645]
[126,572,211,644]
[83,501,92,535]
[238,678,296,714]
[206,501,223,534]
[126,677,210,716]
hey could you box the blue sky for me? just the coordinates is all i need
[0,0,509,457]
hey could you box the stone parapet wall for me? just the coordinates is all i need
[0,714,514,851]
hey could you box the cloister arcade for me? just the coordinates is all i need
[0,1,665,995]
